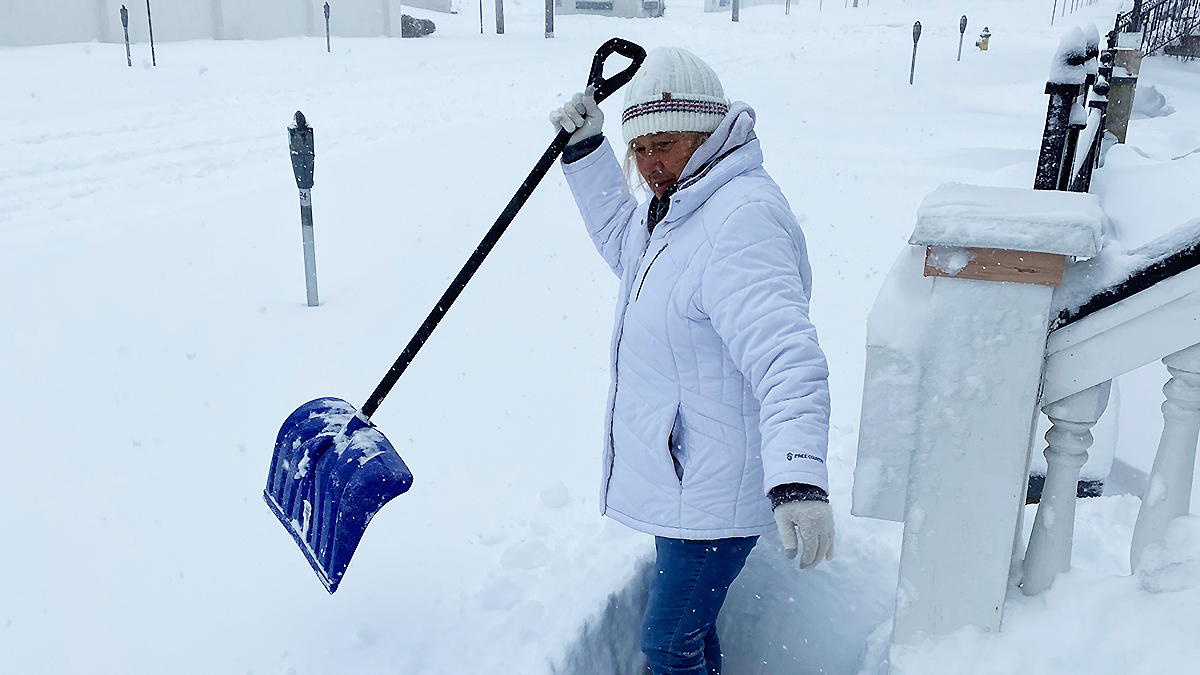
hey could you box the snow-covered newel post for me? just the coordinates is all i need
[853,183,1102,644]
[1130,344,1200,569]
[288,111,320,308]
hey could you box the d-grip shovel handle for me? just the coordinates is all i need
[359,38,646,419]
[589,38,648,105]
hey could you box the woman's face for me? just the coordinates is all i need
[631,132,704,198]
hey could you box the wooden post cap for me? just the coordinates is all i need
[923,246,1066,287]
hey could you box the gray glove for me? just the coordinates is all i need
[549,86,604,145]
[773,500,835,569]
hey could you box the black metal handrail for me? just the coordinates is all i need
[1034,27,1111,194]
[1117,0,1200,55]
[1052,224,1200,330]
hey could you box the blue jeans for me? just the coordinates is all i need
[640,536,758,675]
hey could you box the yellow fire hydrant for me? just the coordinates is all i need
[976,27,991,51]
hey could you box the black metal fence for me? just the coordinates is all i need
[1117,0,1200,55]
[1053,0,1104,26]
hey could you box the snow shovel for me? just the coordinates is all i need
[264,37,647,594]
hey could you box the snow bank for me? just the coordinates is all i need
[1053,217,1200,319]
[852,245,931,522]
[859,506,1200,675]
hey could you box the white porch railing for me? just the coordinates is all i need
[852,200,1200,645]
[1022,229,1200,594]
[850,23,1198,650]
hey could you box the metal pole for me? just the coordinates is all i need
[732,0,739,22]
[909,21,921,85]
[121,6,131,67]
[324,3,330,52]
[299,192,319,307]
[146,0,156,66]
[545,0,553,38]
[958,15,967,62]
[785,0,790,16]
[496,0,505,34]
[288,112,320,307]
[479,0,484,34]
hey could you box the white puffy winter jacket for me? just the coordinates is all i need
[562,104,831,540]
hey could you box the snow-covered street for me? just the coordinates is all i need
[2,0,1198,673]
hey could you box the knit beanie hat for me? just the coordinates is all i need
[621,47,729,146]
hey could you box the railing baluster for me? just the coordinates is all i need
[1023,381,1112,595]
[1130,343,1200,570]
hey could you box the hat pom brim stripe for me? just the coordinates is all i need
[621,99,729,145]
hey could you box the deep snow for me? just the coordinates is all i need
[1,0,1198,674]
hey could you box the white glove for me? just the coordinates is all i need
[549,86,604,145]
[773,500,835,569]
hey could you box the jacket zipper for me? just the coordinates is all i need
[605,229,658,506]
[604,145,747,510]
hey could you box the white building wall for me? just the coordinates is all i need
[0,0,105,46]
[555,0,658,19]
[704,0,786,11]
[0,0,445,46]
[95,0,217,44]
[304,0,387,38]
[224,0,309,40]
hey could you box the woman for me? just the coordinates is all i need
[550,47,834,675]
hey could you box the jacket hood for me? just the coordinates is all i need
[680,101,757,179]
[658,102,760,228]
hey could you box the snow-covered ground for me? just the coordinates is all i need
[1,1,1198,673]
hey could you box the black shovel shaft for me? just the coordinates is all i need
[359,38,645,420]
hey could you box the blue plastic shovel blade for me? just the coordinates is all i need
[264,397,413,593]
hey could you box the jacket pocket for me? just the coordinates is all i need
[668,407,686,483]
[635,244,668,302]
